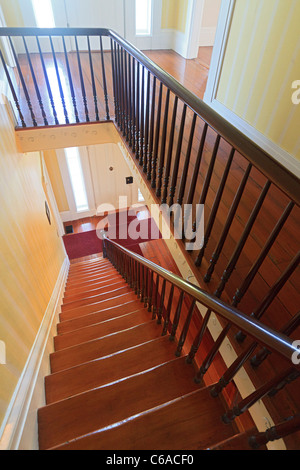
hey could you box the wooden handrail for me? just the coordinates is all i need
[102,233,299,366]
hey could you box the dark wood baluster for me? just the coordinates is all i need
[194,181,272,382]
[204,163,252,282]
[110,39,118,123]
[140,264,145,302]
[192,134,221,239]
[116,45,124,133]
[87,36,99,121]
[123,49,129,141]
[36,36,59,125]
[161,96,178,204]
[0,49,26,127]
[135,62,140,161]
[251,312,300,367]
[169,103,187,206]
[177,113,197,207]
[214,179,271,297]
[134,260,138,295]
[139,66,145,166]
[62,36,80,123]
[152,274,159,319]
[222,368,297,424]
[120,47,126,137]
[169,290,184,341]
[49,36,69,124]
[75,36,89,122]
[156,88,170,198]
[162,284,174,336]
[127,53,133,147]
[151,82,163,188]
[183,122,208,239]
[236,250,300,342]
[147,76,156,181]
[211,312,300,398]
[9,36,37,127]
[176,299,196,356]
[249,415,300,449]
[232,200,294,311]
[131,57,136,153]
[157,278,166,325]
[144,267,149,307]
[100,35,110,121]
[198,250,299,384]
[186,308,211,364]
[148,270,154,313]
[195,148,235,267]
[22,36,48,125]
[143,71,151,173]
[115,41,122,128]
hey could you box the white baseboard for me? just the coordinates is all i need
[0,257,69,450]
[203,98,300,178]
[199,27,217,47]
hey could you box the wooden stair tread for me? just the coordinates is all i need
[38,356,199,450]
[50,320,163,373]
[59,292,138,321]
[67,268,116,283]
[57,300,145,335]
[63,280,126,301]
[54,308,153,350]
[64,274,123,296]
[68,260,111,272]
[45,336,177,404]
[66,268,117,285]
[51,387,236,450]
[61,285,132,311]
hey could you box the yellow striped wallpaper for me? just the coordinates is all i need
[0,102,66,430]
[216,0,300,161]
[161,0,189,33]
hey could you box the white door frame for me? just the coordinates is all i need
[203,0,236,103]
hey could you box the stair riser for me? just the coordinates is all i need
[59,293,139,322]
[66,267,117,284]
[50,321,162,373]
[69,260,110,273]
[54,309,151,351]
[64,274,123,294]
[61,286,133,312]
[63,281,126,302]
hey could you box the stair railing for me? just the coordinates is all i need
[0,28,298,317]
[102,233,300,445]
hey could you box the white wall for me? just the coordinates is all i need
[199,0,221,46]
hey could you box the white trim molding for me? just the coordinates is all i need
[0,257,69,450]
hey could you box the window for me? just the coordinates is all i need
[136,0,152,36]
[32,0,55,28]
[65,147,89,212]
[138,188,145,202]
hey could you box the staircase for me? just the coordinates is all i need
[37,255,263,451]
